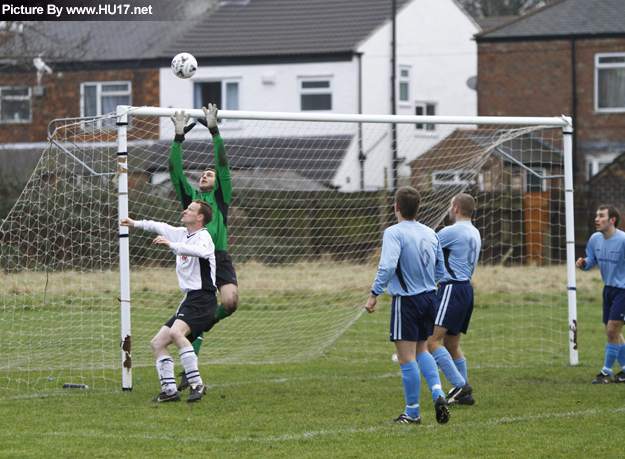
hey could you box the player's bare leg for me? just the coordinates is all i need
[219,283,238,314]
[442,333,464,360]
[427,325,447,353]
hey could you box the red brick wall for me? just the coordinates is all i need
[478,37,625,183]
[574,38,625,143]
[478,39,574,118]
[587,155,625,233]
[0,68,160,143]
[478,37,625,140]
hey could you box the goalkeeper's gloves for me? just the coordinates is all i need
[197,103,220,136]
[170,110,196,143]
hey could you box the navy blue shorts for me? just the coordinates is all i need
[603,286,625,324]
[165,290,218,342]
[389,291,436,342]
[435,281,474,336]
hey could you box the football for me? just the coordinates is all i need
[171,53,197,79]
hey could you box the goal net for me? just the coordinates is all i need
[0,108,574,392]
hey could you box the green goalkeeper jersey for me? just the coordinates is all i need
[168,134,232,251]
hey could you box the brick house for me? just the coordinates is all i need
[475,0,625,187]
[0,0,480,194]
[0,16,188,190]
[586,151,625,233]
[410,129,564,264]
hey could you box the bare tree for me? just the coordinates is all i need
[457,0,557,18]
[0,21,92,71]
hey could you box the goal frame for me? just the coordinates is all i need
[115,105,577,390]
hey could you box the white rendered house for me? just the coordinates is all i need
[159,0,480,191]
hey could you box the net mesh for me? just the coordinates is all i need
[0,110,568,391]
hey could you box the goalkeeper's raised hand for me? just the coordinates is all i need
[197,104,220,135]
[170,110,196,142]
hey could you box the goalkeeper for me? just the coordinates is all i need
[169,104,238,391]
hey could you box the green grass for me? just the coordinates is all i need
[0,271,622,458]
[0,264,584,371]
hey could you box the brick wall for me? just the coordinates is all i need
[478,37,625,184]
[587,152,625,234]
[0,68,160,143]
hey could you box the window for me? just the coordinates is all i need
[81,81,131,129]
[300,78,332,111]
[525,168,546,192]
[586,152,619,180]
[399,67,411,103]
[0,86,31,123]
[595,53,625,112]
[432,170,480,190]
[415,102,436,131]
[194,80,239,125]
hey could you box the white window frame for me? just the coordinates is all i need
[432,170,482,190]
[398,66,411,105]
[0,86,31,124]
[80,81,132,129]
[415,102,436,133]
[193,79,241,127]
[594,52,625,113]
[585,152,619,180]
[524,167,547,193]
[299,77,333,112]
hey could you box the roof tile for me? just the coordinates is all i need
[477,0,625,39]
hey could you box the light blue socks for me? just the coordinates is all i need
[400,361,421,418]
[602,343,621,375]
[416,352,445,401]
[432,347,466,388]
[454,357,468,382]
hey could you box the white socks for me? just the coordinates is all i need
[179,346,202,386]
[155,356,176,395]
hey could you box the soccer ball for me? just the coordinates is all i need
[171,53,197,79]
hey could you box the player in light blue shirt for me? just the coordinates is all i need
[428,194,479,405]
[577,205,625,384]
[370,220,444,297]
[366,187,450,425]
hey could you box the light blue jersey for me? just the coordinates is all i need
[582,229,625,289]
[437,221,482,283]
[371,221,444,297]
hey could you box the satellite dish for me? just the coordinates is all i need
[467,76,477,91]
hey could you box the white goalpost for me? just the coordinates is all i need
[0,106,577,393]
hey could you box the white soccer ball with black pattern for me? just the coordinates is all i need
[171,53,197,79]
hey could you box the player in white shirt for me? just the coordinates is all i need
[121,200,217,403]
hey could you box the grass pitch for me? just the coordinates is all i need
[0,265,622,457]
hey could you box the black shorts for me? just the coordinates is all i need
[215,250,238,287]
[165,290,218,342]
